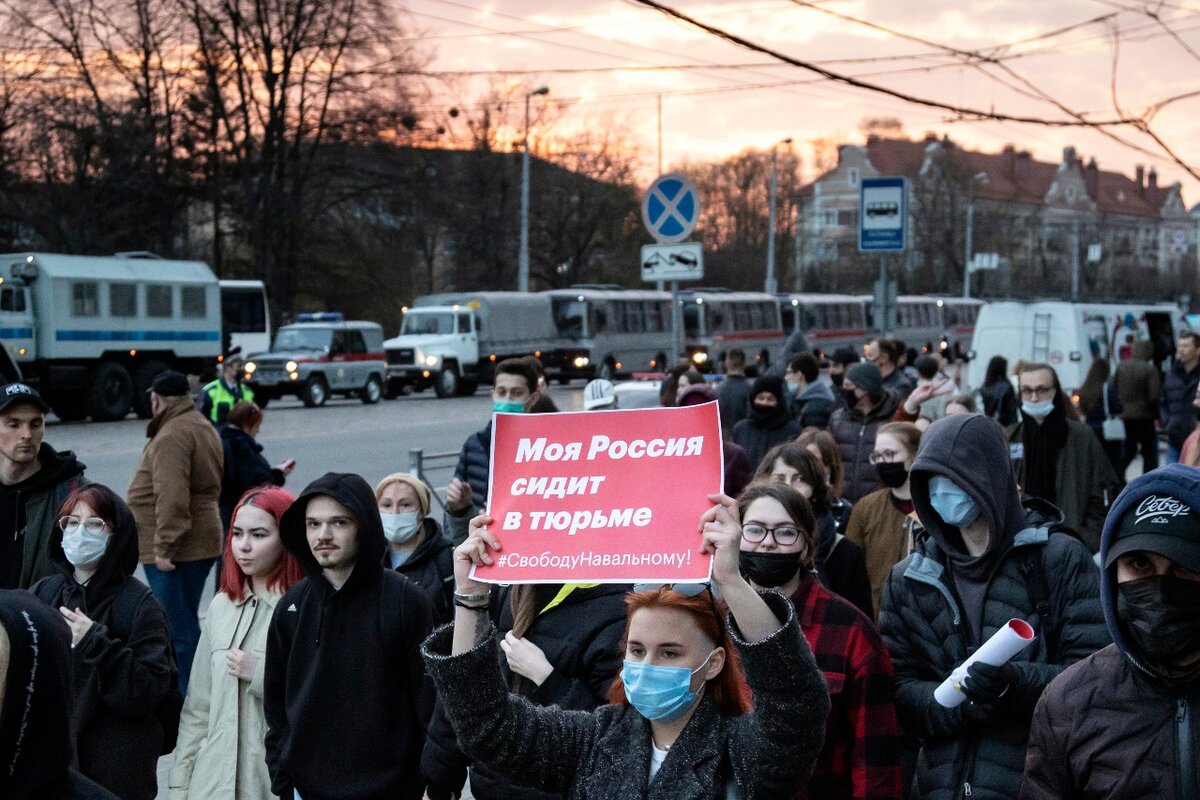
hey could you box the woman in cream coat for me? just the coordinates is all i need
[169,486,302,799]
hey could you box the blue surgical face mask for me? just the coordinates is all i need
[928,475,980,528]
[620,651,714,722]
[62,525,109,568]
[493,400,526,414]
[380,511,422,545]
[785,379,801,395]
[1022,399,1055,420]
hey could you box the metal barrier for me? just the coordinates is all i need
[408,448,460,514]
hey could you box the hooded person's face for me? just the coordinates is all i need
[1115,550,1200,669]
[305,495,360,572]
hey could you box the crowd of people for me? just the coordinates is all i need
[0,332,1197,800]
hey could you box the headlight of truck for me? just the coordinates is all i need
[285,360,298,372]
[424,355,439,367]
[573,356,589,368]
[245,362,257,374]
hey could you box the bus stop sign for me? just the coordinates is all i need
[642,173,700,244]
[859,177,907,252]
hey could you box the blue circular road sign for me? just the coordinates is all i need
[642,173,700,244]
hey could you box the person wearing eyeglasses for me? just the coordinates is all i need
[844,422,923,619]
[423,498,830,800]
[1007,362,1113,553]
[754,442,872,617]
[29,484,177,800]
[879,414,1108,800]
[736,480,902,799]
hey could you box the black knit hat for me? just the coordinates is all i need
[151,371,190,397]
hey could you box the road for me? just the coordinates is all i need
[48,384,587,498]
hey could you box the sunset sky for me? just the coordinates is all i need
[405,0,1200,202]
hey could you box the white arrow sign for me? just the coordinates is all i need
[641,242,703,281]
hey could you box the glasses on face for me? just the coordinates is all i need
[58,516,108,535]
[1019,385,1055,400]
[741,523,801,546]
[869,449,901,464]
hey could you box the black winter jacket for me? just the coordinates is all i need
[732,413,803,472]
[265,472,434,800]
[448,422,492,545]
[828,393,902,503]
[388,517,455,624]
[813,511,873,617]
[1161,360,1200,450]
[880,415,1109,800]
[422,592,831,800]
[980,381,1018,427]
[31,492,176,800]
[0,590,120,800]
[219,424,285,532]
[422,582,629,800]
[1021,463,1200,800]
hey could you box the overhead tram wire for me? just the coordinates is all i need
[626,0,1198,180]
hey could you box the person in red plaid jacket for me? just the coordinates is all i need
[737,481,904,799]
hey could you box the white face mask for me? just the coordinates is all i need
[62,525,109,568]
[381,511,422,545]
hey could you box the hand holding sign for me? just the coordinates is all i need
[455,514,501,594]
[700,493,744,588]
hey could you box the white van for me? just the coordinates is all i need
[967,301,1187,392]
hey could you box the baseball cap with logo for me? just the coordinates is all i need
[1106,492,1200,574]
[0,383,49,414]
[583,379,616,410]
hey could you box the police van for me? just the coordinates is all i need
[967,300,1187,392]
[244,313,387,407]
[0,252,223,421]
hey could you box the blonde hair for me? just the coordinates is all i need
[374,473,433,517]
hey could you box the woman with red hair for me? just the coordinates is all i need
[422,495,831,799]
[168,486,302,799]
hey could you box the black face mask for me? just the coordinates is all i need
[1118,574,1200,664]
[876,461,910,489]
[841,388,861,407]
[740,551,806,588]
[830,372,845,388]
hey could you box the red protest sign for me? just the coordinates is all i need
[473,402,723,584]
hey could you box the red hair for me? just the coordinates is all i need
[56,484,121,528]
[219,486,303,602]
[607,588,751,716]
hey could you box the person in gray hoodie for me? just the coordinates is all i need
[786,352,837,430]
[1022,464,1200,798]
[879,414,1109,800]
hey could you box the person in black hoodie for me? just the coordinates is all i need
[0,589,117,800]
[0,382,88,589]
[375,472,455,623]
[879,414,1109,800]
[1022,464,1200,798]
[731,375,803,470]
[265,472,434,800]
[30,483,178,800]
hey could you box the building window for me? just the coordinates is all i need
[849,168,860,186]
[181,286,207,318]
[1066,185,1077,202]
[823,210,839,227]
[110,284,136,317]
[146,285,173,318]
[72,282,99,317]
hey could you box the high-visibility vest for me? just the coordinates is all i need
[202,379,254,424]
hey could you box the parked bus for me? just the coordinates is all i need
[543,286,674,381]
[219,279,271,356]
[680,289,786,370]
[778,293,869,358]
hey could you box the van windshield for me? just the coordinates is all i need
[273,328,331,352]
[401,312,455,336]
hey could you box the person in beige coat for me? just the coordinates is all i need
[169,487,302,799]
[128,370,224,694]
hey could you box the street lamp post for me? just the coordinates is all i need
[765,137,793,294]
[963,171,988,298]
[519,85,550,293]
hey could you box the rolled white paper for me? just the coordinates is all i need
[934,618,1036,708]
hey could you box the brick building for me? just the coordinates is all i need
[796,134,1196,301]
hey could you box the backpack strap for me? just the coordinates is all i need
[1018,533,1059,663]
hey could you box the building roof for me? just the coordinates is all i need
[803,135,1180,219]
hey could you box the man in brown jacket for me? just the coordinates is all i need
[1115,339,1162,474]
[128,370,223,694]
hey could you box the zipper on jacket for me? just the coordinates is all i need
[955,737,979,800]
[855,425,867,497]
[1179,696,1196,800]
